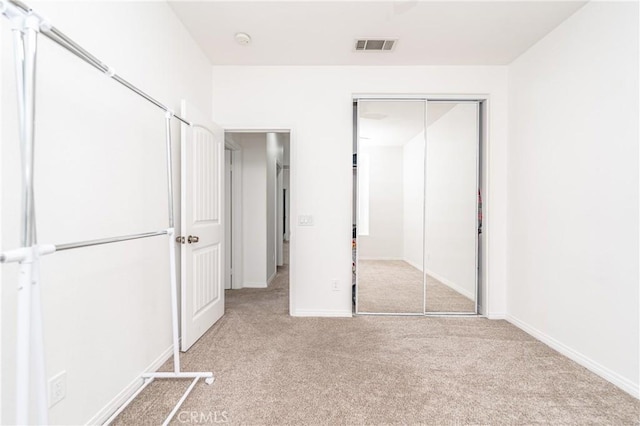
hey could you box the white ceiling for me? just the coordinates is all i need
[359,100,424,147]
[359,101,459,147]
[168,1,586,66]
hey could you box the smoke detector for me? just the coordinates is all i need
[235,32,252,45]
[355,39,397,51]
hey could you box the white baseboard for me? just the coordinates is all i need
[243,281,267,288]
[267,271,277,286]
[403,258,424,272]
[358,257,404,261]
[424,268,475,300]
[292,309,352,318]
[86,344,174,425]
[486,312,506,320]
[507,314,639,399]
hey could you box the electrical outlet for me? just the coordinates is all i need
[331,279,340,292]
[48,371,66,408]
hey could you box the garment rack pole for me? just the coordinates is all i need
[0,1,214,424]
[10,9,48,425]
[0,230,168,263]
[165,115,175,229]
[5,0,192,126]
[55,230,168,252]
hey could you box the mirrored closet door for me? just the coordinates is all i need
[354,99,480,315]
[424,101,479,314]
[355,100,426,314]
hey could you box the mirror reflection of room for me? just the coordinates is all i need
[424,102,479,313]
[355,99,480,315]
[356,100,426,314]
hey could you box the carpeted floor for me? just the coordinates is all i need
[425,274,475,313]
[112,250,639,425]
[357,260,424,313]
[357,260,475,313]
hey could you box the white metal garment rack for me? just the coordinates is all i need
[0,1,214,424]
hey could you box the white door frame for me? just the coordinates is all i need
[223,127,295,314]
[224,149,233,289]
[276,162,284,266]
[224,134,243,289]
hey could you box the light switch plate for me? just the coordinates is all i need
[298,215,314,226]
[49,370,67,408]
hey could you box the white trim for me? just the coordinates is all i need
[424,268,475,300]
[358,258,428,276]
[224,134,241,150]
[86,344,174,425]
[358,257,404,261]
[353,93,489,101]
[223,125,298,316]
[292,309,352,318]
[267,270,277,286]
[486,312,506,320]
[403,258,423,272]
[353,94,492,317]
[507,314,640,399]
[231,150,243,290]
[242,281,268,289]
[224,128,290,134]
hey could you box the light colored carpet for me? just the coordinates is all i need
[358,260,475,313]
[357,260,424,313]
[425,274,475,313]
[112,252,639,425]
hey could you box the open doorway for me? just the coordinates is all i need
[223,131,291,293]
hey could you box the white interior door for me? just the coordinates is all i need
[180,100,224,351]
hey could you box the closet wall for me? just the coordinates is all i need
[425,104,478,300]
[402,132,425,271]
[358,146,404,260]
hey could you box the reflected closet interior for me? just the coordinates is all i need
[353,98,482,315]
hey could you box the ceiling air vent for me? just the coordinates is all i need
[355,39,397,52]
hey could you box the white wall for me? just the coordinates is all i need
[508,1,639,397]
[212,66,509,317]
[266,133,278,282]
[234,133,268,287]
[358,145,404,259]
[425,104,478,299]
[1,2,212,424]
[266,132,285,281]
[232,132,284,287]
[402,131,425,271]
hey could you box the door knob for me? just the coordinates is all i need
[187,235,199,244]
